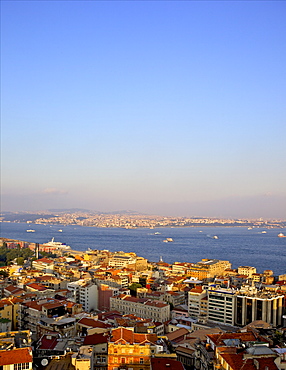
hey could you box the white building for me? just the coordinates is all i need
[208,287,236,325]
[67,279,98,312]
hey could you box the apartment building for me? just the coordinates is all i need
[188,259,232,280]
[208,287,236,325]
[109,252,136,268]
[0,347,33,370]
[67,279,98,312]
[108,327,158,370]
[110,295,170,323]
[32,258,54,273]
[237,266,257,278]
[188,286,207,318]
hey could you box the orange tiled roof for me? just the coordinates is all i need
[220,352,278,370]
[110,327,157,344]
[207,332,265,346]
[0,347,33,366]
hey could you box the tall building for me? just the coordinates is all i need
[208,287,236,325]
[67,279,98,312]
[188,286,207,318]
[236,291,284,326]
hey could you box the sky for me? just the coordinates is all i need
[1,1,286,219]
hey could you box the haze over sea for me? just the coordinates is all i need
[1,222,285,276]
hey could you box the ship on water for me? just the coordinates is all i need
[42,238,71,250]
[278,233,286,238]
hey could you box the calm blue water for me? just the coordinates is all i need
[1,222,286,275]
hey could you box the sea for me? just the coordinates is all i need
[0,222,286,276]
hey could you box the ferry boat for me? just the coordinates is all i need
[42,238,71,250]
[278,233,286,238]
[163,238,173,242]
[213,235,218,239]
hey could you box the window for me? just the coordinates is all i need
[139,358,144,364]
[14,364,30,370]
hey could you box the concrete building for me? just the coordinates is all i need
[109,252,136,268]
[188,259,232,280]
[236,290,284,327]
[67,279,98,312]
[238,266,257,278]
[207,287,236,325]
[188,286,207,318]
[110,295,170,323]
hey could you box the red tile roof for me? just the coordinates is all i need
[0,347,33,365]
[220,352,278,370]
[83,333,109,345]
[78,318,111,329]
[110,327,157,344]
[207,332,266,346]
[38,335,58,350]
[27,283,49,291]
[151,357,185,370]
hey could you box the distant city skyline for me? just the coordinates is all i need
[1,1,286,219]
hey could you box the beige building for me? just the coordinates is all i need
[188,259,232,280]
[188,286,207,318]
[238,266,257,278]
[236,290,284,327]
[110,295,170,323]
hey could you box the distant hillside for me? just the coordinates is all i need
[0,213,56,222]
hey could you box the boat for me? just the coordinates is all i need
[154,232,161,235]
[261,231,267,234]
[163,238,173,242]
[42,238,71,250]
[26,229,35,232]
[213,236,218,239]
[278,233,286,238]
[58,229,63,232]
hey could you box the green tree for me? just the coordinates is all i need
[16,257,25,265]
[129,283,142,297]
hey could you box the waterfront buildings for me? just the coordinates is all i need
[188,259,232,280]
[0,236,285,369]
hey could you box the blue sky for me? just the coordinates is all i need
[1,1,286,218]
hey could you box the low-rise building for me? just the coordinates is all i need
[110,295,170,323]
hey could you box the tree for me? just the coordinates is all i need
[129,283,142,297]
[16,257,25,265]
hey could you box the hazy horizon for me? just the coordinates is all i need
[1,1,286,220]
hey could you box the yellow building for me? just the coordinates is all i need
[108,328,158,370]
[188,259,232,280]
[0,298,21,331]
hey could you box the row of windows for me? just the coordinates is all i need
[14,364,30,370]
[111,357,145,364]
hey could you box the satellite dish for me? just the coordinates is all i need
[41,359,48,366]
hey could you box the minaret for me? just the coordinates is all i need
[35,243,39,259]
